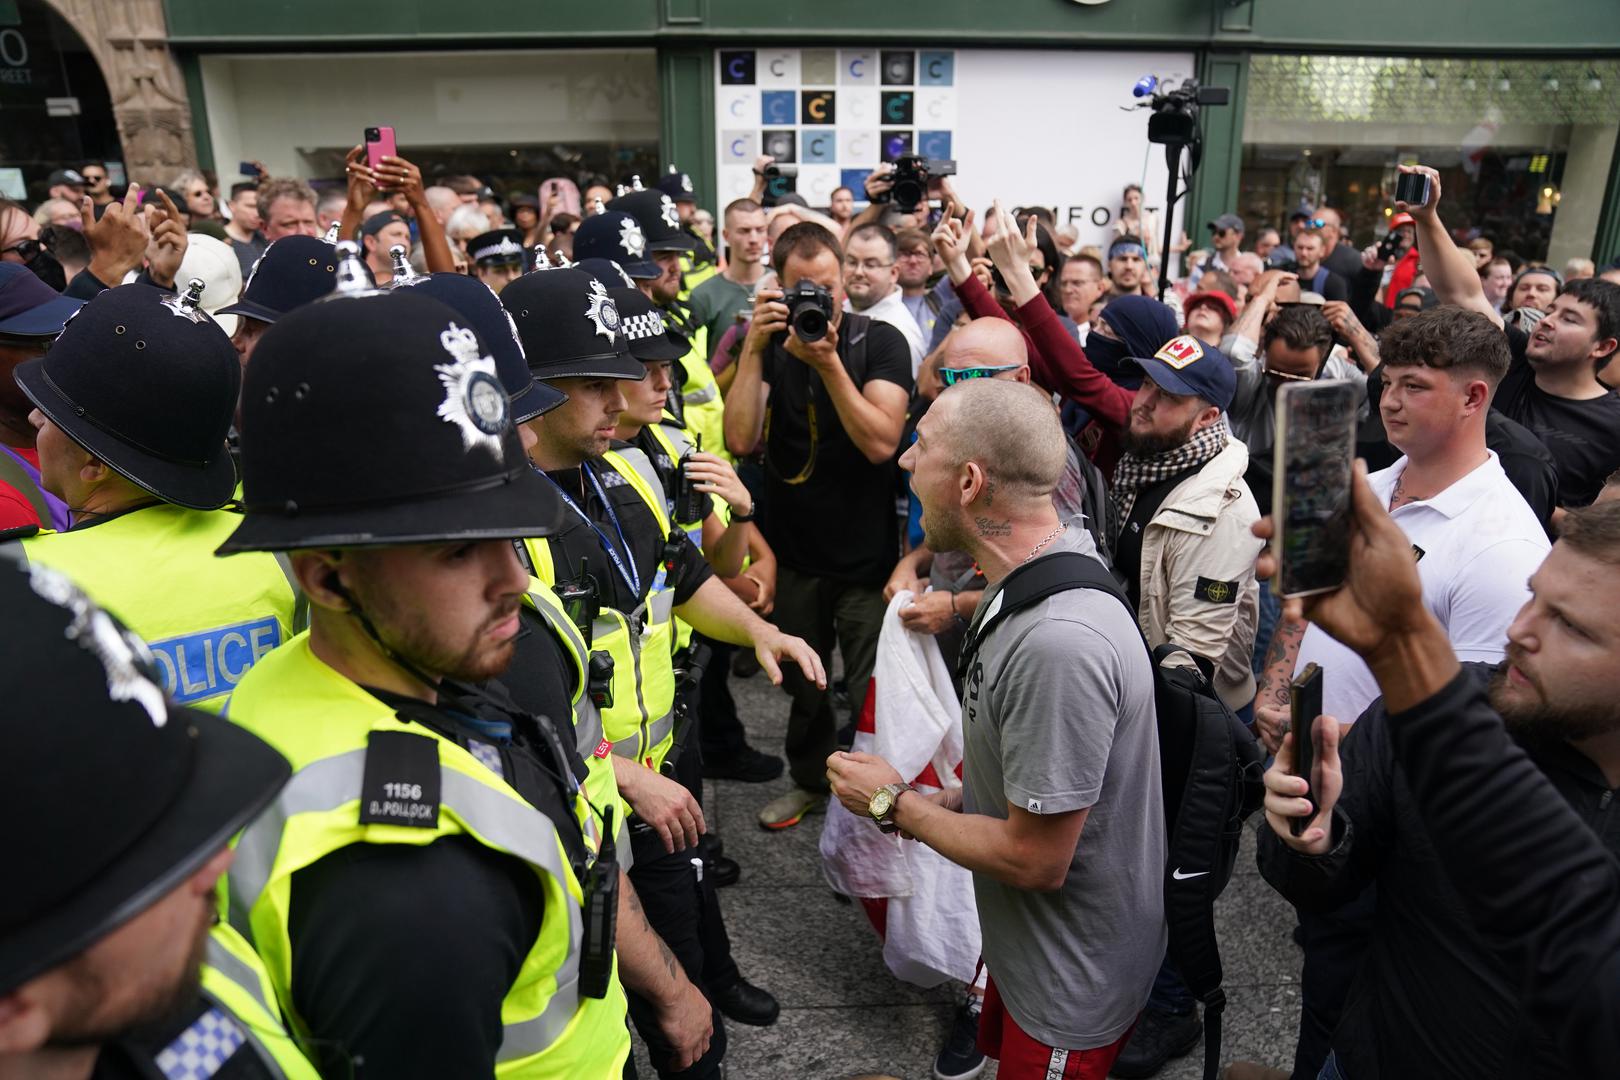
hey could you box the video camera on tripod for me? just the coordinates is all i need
[1125,75,1230,299]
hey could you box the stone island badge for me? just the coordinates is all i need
[434,321,508,461]
[1194,576,1238,604]
[620,218,647,258]
[27,562,169,727]
[585,278,622,342]
[659,194,679,230]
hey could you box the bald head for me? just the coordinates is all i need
[934,379,1065,500]
[941,317,1028,374]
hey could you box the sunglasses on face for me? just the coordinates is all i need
[4,239,44,262]
[940,363,1022,386]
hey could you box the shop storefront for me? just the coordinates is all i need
[0,0,122,203]
[195,48,661,200]
[1239,55,1620,264]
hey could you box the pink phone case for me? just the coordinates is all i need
[365,127,397,171]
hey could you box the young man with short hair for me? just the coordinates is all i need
[1403,165,1620,511]
[687,198,769,361]
[830,378,1163,1080]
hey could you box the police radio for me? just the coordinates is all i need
[578,805,619,999]
[672,435,708,525]
[556,558,599,647]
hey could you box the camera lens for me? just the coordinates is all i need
[892,179,923,213]
[793,307,829,343]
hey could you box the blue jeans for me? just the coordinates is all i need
[1317,1049,1348,1080]
[1251,577,1283,679]
[1146,955,1195,1015]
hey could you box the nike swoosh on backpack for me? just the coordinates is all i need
[1171,868,1210,880]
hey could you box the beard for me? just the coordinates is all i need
[1121,414,1198,458]
[1488,661,1620,742]
[919,507,971,559]
[354,574,522,683]
[50,909,211,1048]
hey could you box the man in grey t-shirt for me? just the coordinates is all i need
[830,379,1165,1078]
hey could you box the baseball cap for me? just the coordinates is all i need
[1208,213,1244,234]
[0,262,83,338]
[0,557,290,995]
[1122,334,1237,412]
[1395,286,1437,311]
[176,233,244,336]
[46,168,85,189]
[360,210,408,239]
[1183,290,1238,325]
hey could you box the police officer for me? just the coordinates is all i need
[217,235,347,374]
[468,226,527,295]
[657,166,718,291]
[0,558,315,1079]
[0,262,83,531]
[217,285,717,1077]
[502,266,823,1076]
[7,283,301,713]
[610,188,731,463]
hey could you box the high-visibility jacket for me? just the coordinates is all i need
[522,578,633,862]
[10,503,302,712]
[223,634,630,1078]
[186,923,322,1078]
[523,449,679,771]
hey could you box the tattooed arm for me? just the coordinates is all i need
[1253,617,1305,754]
[615,873,714,1070]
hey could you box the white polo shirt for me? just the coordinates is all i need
[846,287,927,378]
[1294,451,1549,724]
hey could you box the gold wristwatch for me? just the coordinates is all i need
[869,782,912,834]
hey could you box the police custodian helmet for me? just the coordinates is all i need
[218,289,566,553]
[14,283,240,510]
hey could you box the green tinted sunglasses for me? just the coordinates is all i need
[940,363,1022,386]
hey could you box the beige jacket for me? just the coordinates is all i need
[1135,438,1263,711]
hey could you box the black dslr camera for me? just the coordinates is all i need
[886,155,956,215]
[781,281,835,343]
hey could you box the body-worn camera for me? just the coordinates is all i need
[578,806,619,999]
[886,155,956,215]
[781,281,836,343]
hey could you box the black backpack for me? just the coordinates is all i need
[959,550,1265,1080]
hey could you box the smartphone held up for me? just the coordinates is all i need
[364,126,398,186]
[1288,662,1324,837]
[1271,379,1358,598]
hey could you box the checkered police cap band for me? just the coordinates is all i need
[474,236,525,263]
[621,310,668,342]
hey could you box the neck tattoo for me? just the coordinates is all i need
[1022,522,1068,564]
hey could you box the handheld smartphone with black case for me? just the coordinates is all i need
[1395,170,1432,209]
[1288,662,1323,836]
[1271,379,1358,597]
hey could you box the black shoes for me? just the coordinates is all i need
[933,994,986,1080]
[1110,1007,1202,1078]
[703,745,785,783]
[712,979,780,1027]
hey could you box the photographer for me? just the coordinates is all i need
[1252,471,1620,1078]
[724,222,913,831]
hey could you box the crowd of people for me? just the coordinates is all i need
[1,134,1619,1080]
